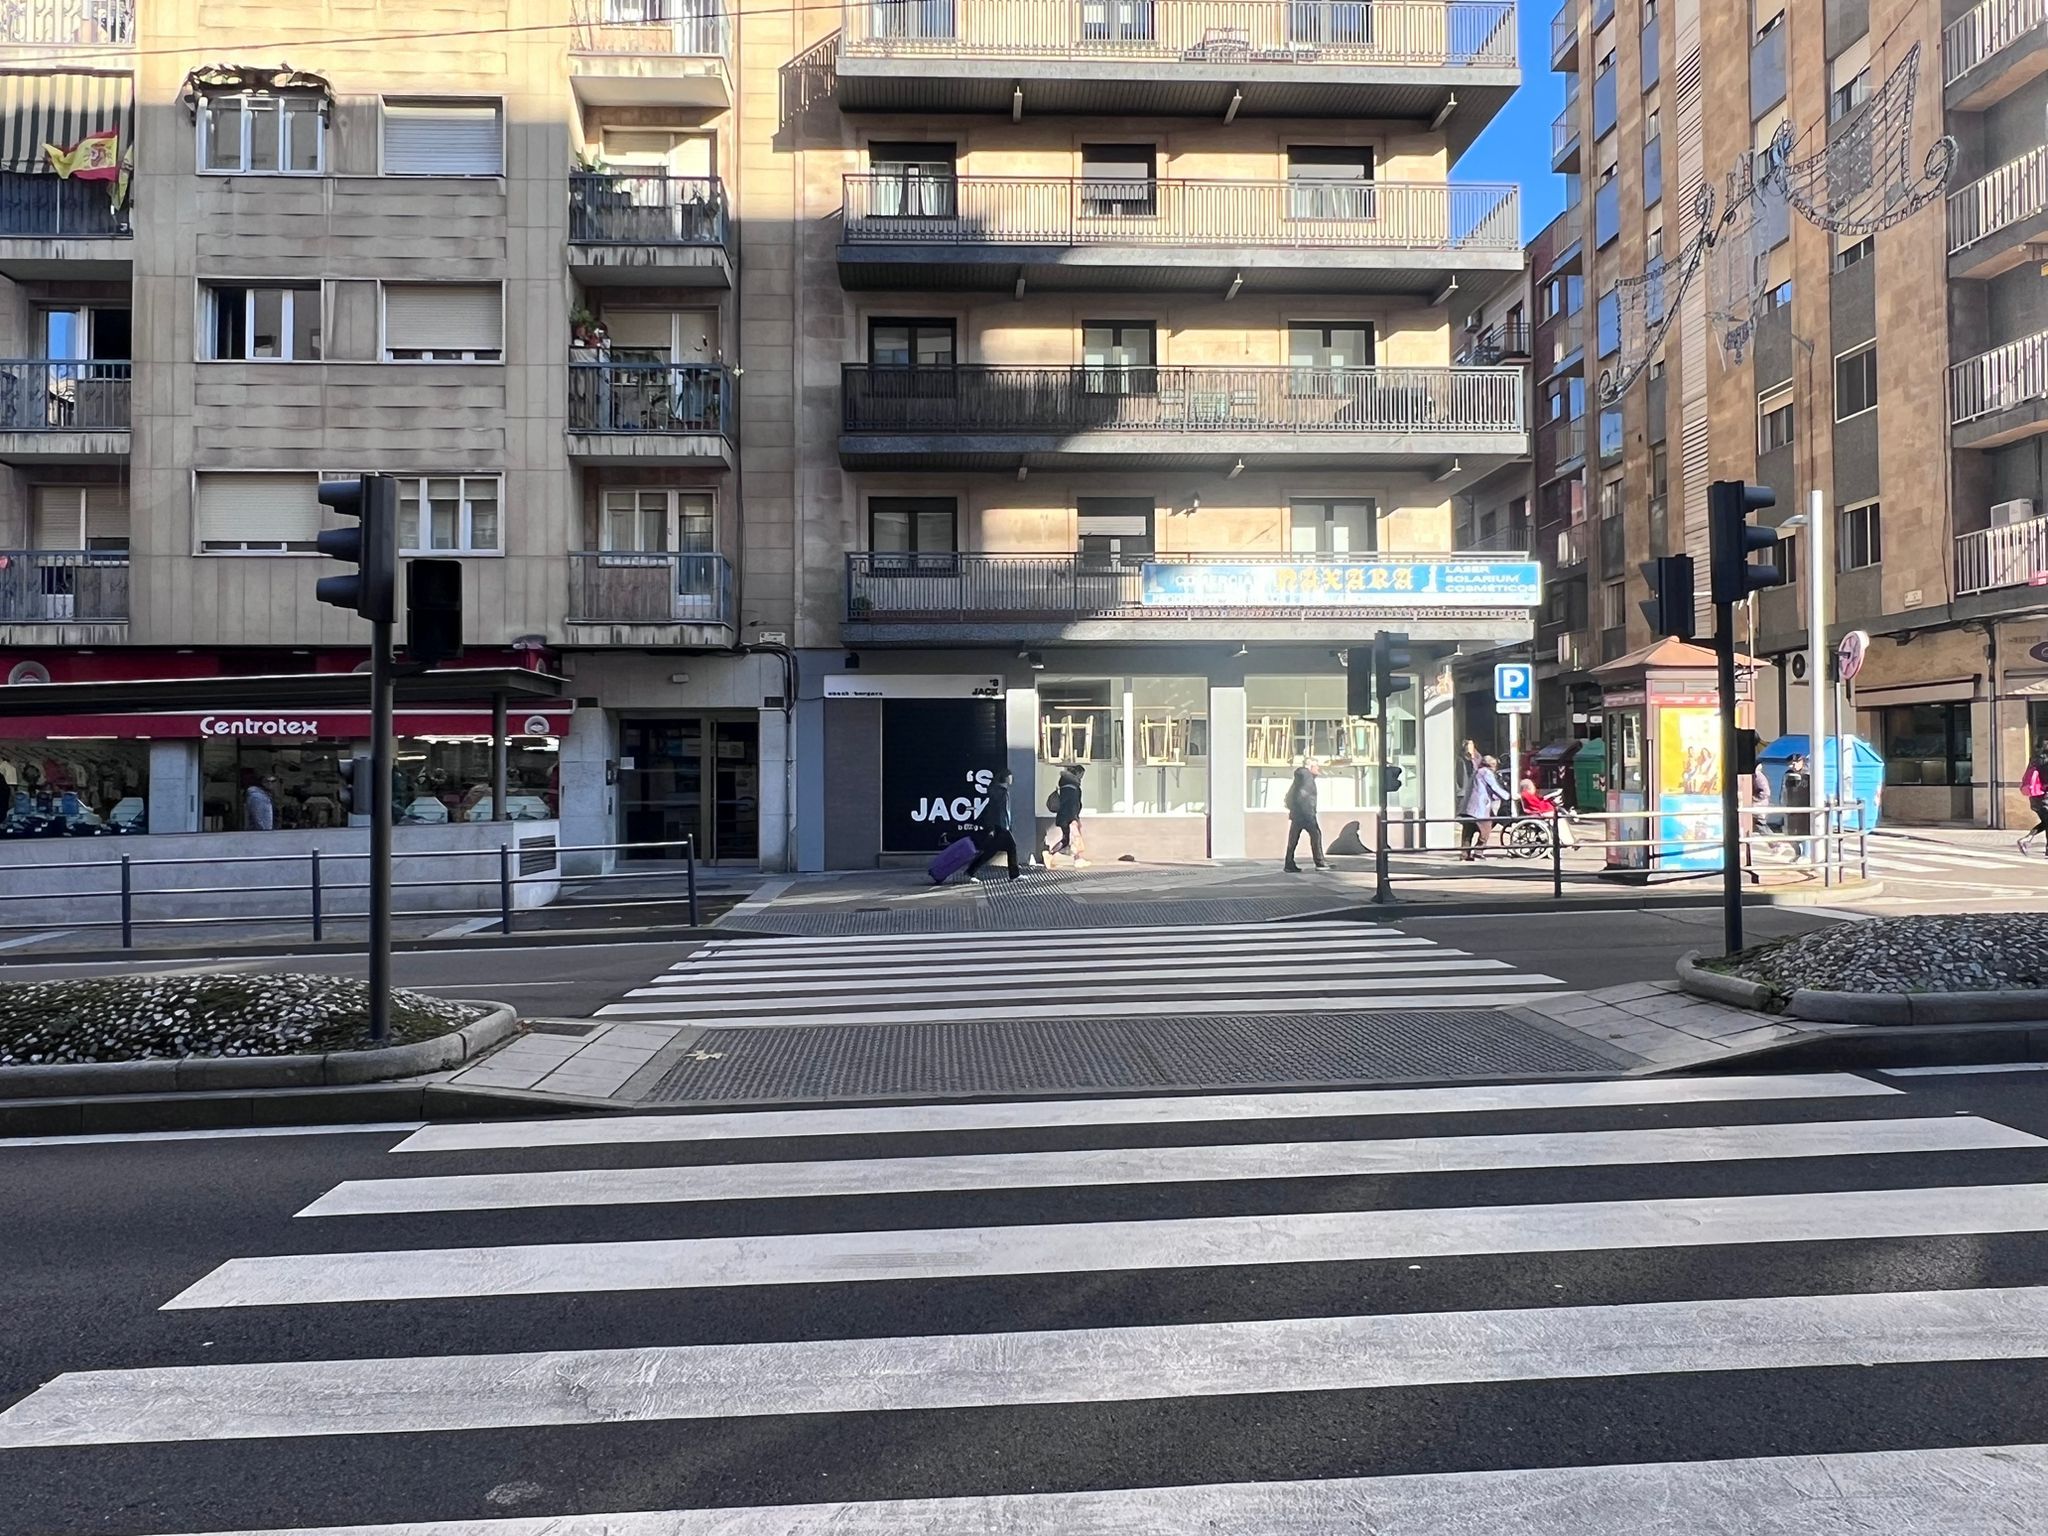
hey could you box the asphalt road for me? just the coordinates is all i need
[7,1066,2048,1533]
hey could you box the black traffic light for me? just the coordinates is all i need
[406,558,465,667]
[1381,764,1405,796]
[1346,649,1373,718]
[1708,479,1782,607]
[315,474,398,624]
[1639,554,1697,640]
[1373,631,1413,710]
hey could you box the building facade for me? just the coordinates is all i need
[1546,0,2048,826]
[0,0,1534,869]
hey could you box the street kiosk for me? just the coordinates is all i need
[1593,639,1756,875]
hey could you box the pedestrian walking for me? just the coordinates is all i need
[1048,763,1087,866]
[1749,763,1786,857]
[965,768,1023,882]
[1282,759,1327,872]
[240,769,276,831]
[1462,754,1509,860]
[1782,752,1813,862]
[1456,738,1482,855]
[2018,745,2048,857]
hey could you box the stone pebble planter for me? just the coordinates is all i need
[1677,951,2048,1025]
[0,1003,518,1099]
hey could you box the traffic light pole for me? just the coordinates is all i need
[1714,599,1743,956]
[1372,680,1393,905]
[368,615,394,1044]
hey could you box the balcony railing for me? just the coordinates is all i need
[842,175,1520,251]
[0,172,130,238]
[1549,0,1576,64]
[1547,416,1585,465]
[0,360,130,431]
[568,362,734,435]
[1551,106,1579,166]
[1543,314,1584,369]
[841,364,1526,435]
[570,173,728,246]
[846,549,1528,622]
[1948,145,2046,254]
[1944,0,2043,84]
[1553,521,1588,568]
[0,550,128,623]
[1949,328,2048,427]
[840,0,1519,66]
[1456,319,1530,364]
[568,551,734,625]
[0,0,133,44]
[1955,514,2048,596]
[572,0,730,56]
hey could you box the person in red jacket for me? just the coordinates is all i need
[1519,776,1576,848]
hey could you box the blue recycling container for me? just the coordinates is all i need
[1757,734,1884,830]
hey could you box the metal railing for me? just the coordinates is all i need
[0,549,128,622]
[1456,526,1531,553]
[1547,416,1585,466]
[0,171,130,237]
[1948,144,2046,253]
[0,0,133,44]
[570,173,728,245]
[1456,319,1530,364]
[840,0,1518,65]
[571,0,731,56]
[841,364,1525,435]
[1543,314,1584,369]
[0,837,705,946]
[846,549,1530,621]
[568,362,734,435]
[1944,0,2042,84]
[1551,105,1579,165]
[568,550,736,625]
[1955,512,2048,595]
[0,360,130,430]
[1949,327,2048,426]
[1553,520,1588,568]
[1548,0,1576,62]
[841,175,1519,250]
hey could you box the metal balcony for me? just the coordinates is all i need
[569,173,732,286]
[1943,0,2046,108]
[566,551,735,634]
[1553,521,1588,569]
[1949,327,2048,448]
[834,0,1519,149]
[1955,512,2048,596]
[1947,145,2047,279]
[1549,0,1577,67]
[1456,319,1531,364]
[566,362,736,467]
[1551,104,1580,172]
[0,0,132,44]
[569,0,731,106]
[0,550,128,626]
[839,363,1528,470]
[0,360,130,461]
[839,175,1520,294]
[0,172,131,280]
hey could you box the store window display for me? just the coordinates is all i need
[201,739,350,830]
[1035,677,1207,816]
[396,737,560,822]
[0,740,148,836]
[1245,675,1419,813]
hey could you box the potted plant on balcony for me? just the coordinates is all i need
[570,305,609,357]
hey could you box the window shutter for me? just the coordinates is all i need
[31,486,78,547]
[383,99,503,174]
[383,285,503,354]
[195,472,320,547]
[84,486,127,545]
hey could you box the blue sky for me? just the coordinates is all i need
[1456,2,1568,241]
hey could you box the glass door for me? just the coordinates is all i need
[711,718,759,861]
[619,717,703,859]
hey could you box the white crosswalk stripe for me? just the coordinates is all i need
[593,920,1573,1027]
[13,1070,2048,1535]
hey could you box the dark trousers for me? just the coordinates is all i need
[2029,796,2048,839]
[966,828,1020,879]
[1285,815,1325,869]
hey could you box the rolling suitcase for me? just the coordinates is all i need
[928,833,979,885]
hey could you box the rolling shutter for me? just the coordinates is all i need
[383,284,502,356]
[382,99,502,175]
[195,471,320,550]
[29,485,126,548]
[83,485,126,546]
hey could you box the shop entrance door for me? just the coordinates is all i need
[618,715,759,862]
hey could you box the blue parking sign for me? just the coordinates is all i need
[1494,663,1534,704]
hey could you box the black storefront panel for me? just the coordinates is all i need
[880,698,1007,852]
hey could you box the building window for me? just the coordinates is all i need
[1841,499,1881,569]
[1,738,148,833]
[31,485,128,552]
[201,283,321,361]
[1833,233,1873,270]
[1650,443,1668,499]
[600,488,713,553]
[868,318,955,367]
[1288,322,1374,371]
[194,471,322,553]
[1600,580,1625,630]
[1286,144,1374,220]
[1829,68,1870,122]
[1599,478,1623,519]
[1763,278,1793,313]
[381,283,503,362]
[1289,498,1377,554]
[867,140,956,216]
[1078,497,1156,563]
[1597,287,1621,357]
[397,475,501,554]
[1038,676,1208,816]
[1775,529,1798,586]
[1881,702,1971,788]
[869,496,957,559]
[1599,406,1623,461]
[1082,321,1158,392]
[198,92,323,175]
[1245,674,1415,813]
[1758,387,1794,452]
[1079,142,1157,217]
[381,98,504,175]
[1834,343,1878,419]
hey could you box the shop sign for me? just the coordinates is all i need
[200,715,321,737]
[1139,560,1543,609]
[879,699,1007,852]
[0,705,574,740]
[824,675,1005,700]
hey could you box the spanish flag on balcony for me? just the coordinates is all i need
[45,126,118,179]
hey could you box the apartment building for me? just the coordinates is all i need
[0,0,1534,871]
[1547,0,2048,827]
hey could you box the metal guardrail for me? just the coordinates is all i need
[569,173,728,245]
[841,175,1520,250]
[568,550,735,625]
[1949,326,2048,426]
[1955,513,2048,595]
[841,364,1526,435]
[840,0,1518,65]
[1948,144,2045,253]
[571,2,730,56]
[0,172,130,237]
[0,837,704,945]
[0,549,128,622]
[568,362,734,435]
[1944,0,2042,84]
[0,360,130,430]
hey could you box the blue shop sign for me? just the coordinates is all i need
[1139,560,1543,608]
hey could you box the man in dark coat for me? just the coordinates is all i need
[1283,760,1327,872]
[965,768,1023,881]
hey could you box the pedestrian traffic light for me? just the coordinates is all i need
[1639,554,1696,640]
[1346,649,1374,718]
[1382,764,1405,796]
[1708,479,1782,607]
[405,558,465,666]
[314,474,398,624]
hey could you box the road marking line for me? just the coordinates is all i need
[672,935,1442,972]
[704,919,1397,951]
[300,1117,2036,1217]
[0,1123,425,1151]
[1882,1062,2048,1077]
[625,958,1512,1001]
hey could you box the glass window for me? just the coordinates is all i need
[200,738,351,831]
[1080,142,1157,216]
[198,92,324,175]
[1035,675,1208,815]
[1841,500,1881,569]
[396,736,560,822]
[396,474,502,554]
[1600,580,1625,630]
[601,488,712,553]
[1244,673,1418,814]
[1834,344,1877,419]
[0,739,149,833]
[1881,703,1971,787]
[869,496,957,556]
[1289,498,1377,554]
[1076,496,1154,563]
[1758,389,1794,452]
[1597,288,1621,357]
[1288,322,1374,370]
[1286,144,1375,219]
[204,283,322,361]
[869,318,955,367]
[867,139,956,215]
[1599,407,1623,461]
[1829,68,1869,122]
[1833,233,1873,270]
[1776,529,1798,585]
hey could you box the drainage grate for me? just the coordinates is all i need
[529,1021,600,1037]
[643,1009,1634,1104]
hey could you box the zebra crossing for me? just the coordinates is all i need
[593,919,1574,1028]
[11,1070,2048,1532]
[1858,832,2048,879]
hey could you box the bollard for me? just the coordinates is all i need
[498,844,514,936]
[1551,807,1564,899]
[686,836,701,927]
[1371,813,1393,905]
[309,848,324,942]
[119,854,133,949]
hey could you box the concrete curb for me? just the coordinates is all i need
[1673,951,2048,1028]
[0,1003,519,1099]
[1704,1020,2048,1075]
[1673,951,1777,1011]
[0,1079,615,1138]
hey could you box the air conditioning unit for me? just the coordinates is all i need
[1991,499,2037,527]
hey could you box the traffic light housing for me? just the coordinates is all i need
[1373,631,1413,713]
[1381,764,1405,796]
[1346,649,1374,718]
[1639,554,1697,640]
[314,474,398,624]
[405,558,465,667]
[1708,479,1782,607]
